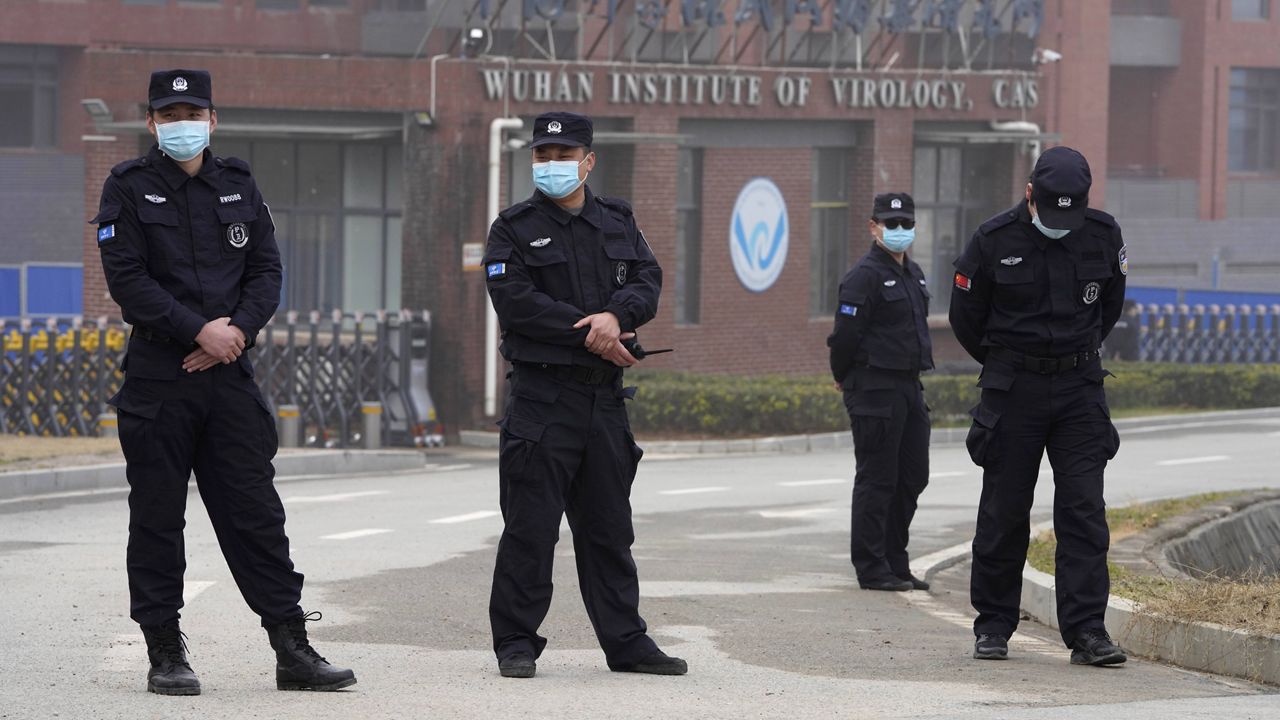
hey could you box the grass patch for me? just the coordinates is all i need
[1028,492,1280,636]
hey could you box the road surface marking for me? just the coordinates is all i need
[778,478,845,487]
[183,581,216,605]
[905,590,1059,653]
[430,510,500,524]
[1157,455,1230,467]
[321,528,394,540]
[758,507,840,519]
[434,464,473,472]
[659,486,730,495]
[929,471,968,479]
[284,490,389,503]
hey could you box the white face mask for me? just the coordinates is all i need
[155,120,210,162]
[1031,208,1071,240]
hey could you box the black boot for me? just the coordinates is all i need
[264,611,357,691]
[141,622,201,696]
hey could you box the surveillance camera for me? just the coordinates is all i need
[463,26,490,58]
[507,138,528,150]
[1033,48,1063,64]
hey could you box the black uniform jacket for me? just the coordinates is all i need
[949,200,1127,365]
[828,243,935,387]
[483,186,662,369]
[92,146,282,379]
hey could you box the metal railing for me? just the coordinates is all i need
[1135,303,1280,363]
[0,310,439,447]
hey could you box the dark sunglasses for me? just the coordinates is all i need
[881,219,915,230]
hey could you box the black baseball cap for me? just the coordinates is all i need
[149,69,212,110]
[1030,146,1091,231]
[873,192,915,221]
[530,112,592,148]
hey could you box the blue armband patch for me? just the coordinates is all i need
[486,262,507,279]
[839,304,858,317]
[97,225,115,244]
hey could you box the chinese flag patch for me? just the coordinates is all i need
[954,272,972,292]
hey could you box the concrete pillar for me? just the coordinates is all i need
[361,402,383,449]
[278,404,300,448]
[97,412,117,438]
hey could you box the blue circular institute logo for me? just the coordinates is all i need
[729,178,789,293]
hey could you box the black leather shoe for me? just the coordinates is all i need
[859,576,913,592]
[1070,630,1127,666]
[973,633,1009,660]
[499,655,536,678]
[265,612,357,691]
[609,650,688,675]
[141,622,201,696]
[898,574,930,591]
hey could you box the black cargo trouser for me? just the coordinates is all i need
[489,364,658,668]
[965,354,1120,647]
[843,368,931,583]
[111,363,303,629]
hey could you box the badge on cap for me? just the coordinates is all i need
[1083,281,1101,304]
[547,121,562,134]
[227,222,248,249]
[1119,245,1129,276]
[172,77,188,92]
[890,198,902,210]
[1058,197,1072,208]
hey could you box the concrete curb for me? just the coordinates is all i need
[0,449,426,502]
[1019,518,1280,686]
[457,406,1280,455]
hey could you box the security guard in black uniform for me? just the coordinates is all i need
[92,70,354,695]
[484,112,686,679]
[950,146,1128,666]
[827,193,934,593]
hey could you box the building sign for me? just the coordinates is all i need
[480,68,1038,112]
[730,178,789,293]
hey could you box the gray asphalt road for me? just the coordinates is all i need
[1,412,1278,719]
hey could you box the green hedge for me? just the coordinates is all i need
[626,363,1280,436]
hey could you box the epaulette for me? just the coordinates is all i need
[499,201,536,221]
[977,208,1019,236]
[595,195,633,217]
[1084,207,1117,228]
[214,156,252,174]
[110,157,149,177]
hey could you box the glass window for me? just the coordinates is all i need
[256,0,300,9]
[1228,69,1280,172]
[296,143,342,208]
[254,141,297,206]
[675,148,702,326]
[385,146,403,210]
[912,147,938,203]
[384,217,403,311]
[809,150,850,318]
[343,216,384,311]
[1231,0,1270,20]
[0,45,59,149]
[344,144,384,209]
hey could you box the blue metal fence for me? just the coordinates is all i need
[1136,303,1280,363]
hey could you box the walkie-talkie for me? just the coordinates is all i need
[622,336,673,360]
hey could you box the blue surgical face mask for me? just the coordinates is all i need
[1031,209,1071,240]
[155,120,210,162]
[532,157,588,199]
[881,227,915,253]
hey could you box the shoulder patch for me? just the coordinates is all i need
[215,156,252,174]
[109,157,148,177]
[1084,208,1117,228]
[977,209,1018,236]
[498,202,535,221]
[595,195,634,217]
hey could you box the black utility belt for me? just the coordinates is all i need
[990,347,1100,375]
[131,326,197,351]
[514,362,620,386]
[852,363,921,379]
